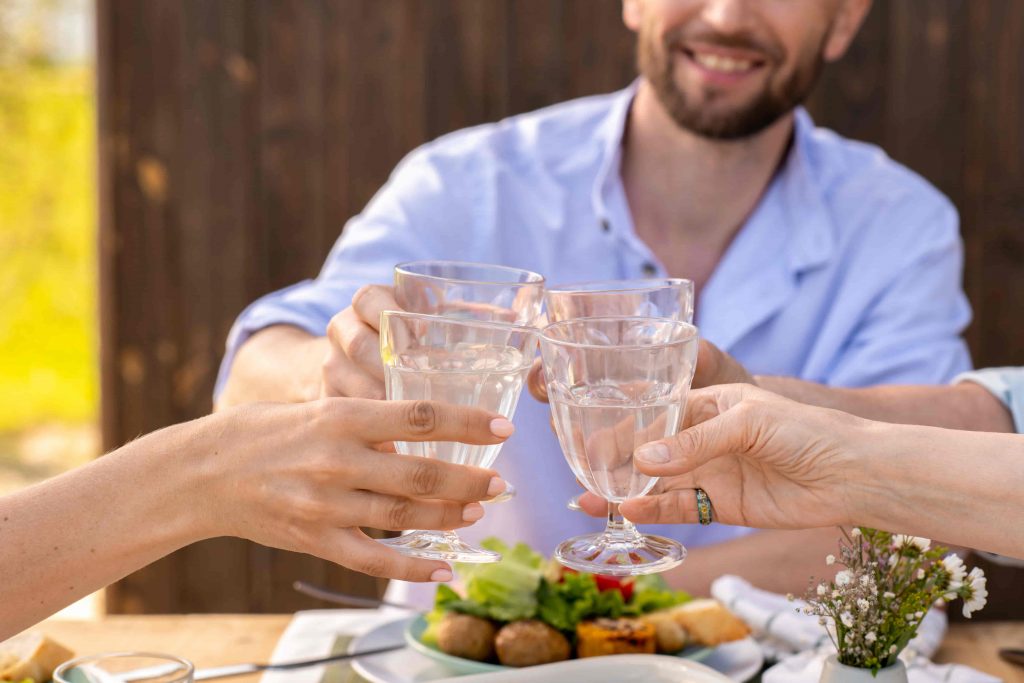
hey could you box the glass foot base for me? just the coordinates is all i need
[555,531,686,576]
[486,481,517,504]
[379,531,502,563]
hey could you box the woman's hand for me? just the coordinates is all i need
[580,384,866,530]
[195,398,513,582]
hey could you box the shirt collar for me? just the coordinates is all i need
[590,84,837,278]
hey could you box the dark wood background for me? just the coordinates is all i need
[97,0,1024,615]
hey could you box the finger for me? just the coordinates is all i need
[620,489,702,525]
[323,528,454,582]
[328,307,386,381]
[347,448,506,503]
[693,339,754,388]
[352,284,401,332]
[527,359,549,403]
[632,411,740,476]
[331,399,515,446]
[341,491,485,531]
[577,491,609,518]
[321,344,385,399]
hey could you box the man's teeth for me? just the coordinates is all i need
[692,52,755,73]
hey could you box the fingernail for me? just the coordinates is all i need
[635,442,670,464]
[430,567,453,582]
[487,476,507,498]
[489,418,515,438]
[462,502,485,522]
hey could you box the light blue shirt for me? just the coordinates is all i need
[956,368,1024,433]
[217,83,971,604]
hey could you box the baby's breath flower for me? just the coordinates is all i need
[841,612,854,628]
[857,598,870,612]
[888,554,899,567]
[917,568,926,580]
[865,631,877,643]
[835,570,853,587]
[883,592,895,600]
[851,528,862,538]
[890,645,898,655]
[826,554,836,566]
[914,611,924,619]
[817,583,828,597]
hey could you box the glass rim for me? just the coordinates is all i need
[545,277,693,295]
[380,309,540,335]
[540,316,698,349]
[55,652,194,683]
[394,260,546,286]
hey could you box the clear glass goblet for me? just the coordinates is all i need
[377,310,538,563]
[540,316,699,575]
[544,278,694,511]
[55,653,193,683]
[394,260,545,502]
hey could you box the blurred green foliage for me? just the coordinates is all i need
[0,64,96,430]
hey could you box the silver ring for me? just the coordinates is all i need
[695,488,713,525]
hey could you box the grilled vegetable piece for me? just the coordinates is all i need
[575,617,656,658]
[435,612,497,662]
[495,620,571,667]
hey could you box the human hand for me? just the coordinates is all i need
[578,384,863,530]
[321,284,400,400]
[199,398,513,582]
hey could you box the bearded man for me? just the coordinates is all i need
[215,0,972,603]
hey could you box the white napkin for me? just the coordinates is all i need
[710,576,998,683]
[261,608,411,683]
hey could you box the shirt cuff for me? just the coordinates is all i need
[953,367,1024,434]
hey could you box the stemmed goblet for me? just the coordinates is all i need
[543,279,694,511]
[393,260,545,502]
[540,316,699,575]
[377,310,538,563]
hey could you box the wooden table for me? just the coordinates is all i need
[36,615,1024,682]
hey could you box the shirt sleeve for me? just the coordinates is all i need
[213,144,479,397]
[825,202,973,387]
[954,367,1024,434]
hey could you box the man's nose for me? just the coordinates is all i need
[700,0,755,36]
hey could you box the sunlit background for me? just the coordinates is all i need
[0,0,96,496]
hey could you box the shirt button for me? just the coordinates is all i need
[600,219,611,233]
[642,262,658,276]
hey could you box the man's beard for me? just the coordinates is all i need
[638,28,826,140]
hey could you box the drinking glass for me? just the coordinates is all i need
[540,316,699,575]
[394,260,545,502]
[544,278,694,511]
[55,653,193,683]
[378,310,539,563]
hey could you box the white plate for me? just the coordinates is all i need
[351,618,764,683]
[433,654,732,683]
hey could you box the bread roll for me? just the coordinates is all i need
[0,633,75,682]
[670,599,750,646]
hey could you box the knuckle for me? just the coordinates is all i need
[406,401,438,434]
[345,329,377,363]
[385,498,415,530]
[409,459,443,496]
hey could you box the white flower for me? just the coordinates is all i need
[817,583,828,596]
[962,567,988,618]
[942,554,967,585]
[883,591,896,600]
[865,631,877,643]
[944,581,962,602]
[857,598,870,612]
[890,645,898,655]
[835,570,853,587]
[888,554,899,567]
[826,554,836,566]
[915,611,924,619]
[832,590,840,599]
[851,527,862,538]
[840,611,854,628]
[917,568,926,580]
[894,534,931,551]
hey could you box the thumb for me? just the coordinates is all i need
[633,409,745,476]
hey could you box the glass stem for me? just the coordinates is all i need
[605,501,642,543]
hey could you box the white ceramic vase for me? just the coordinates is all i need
[819,654,908,683]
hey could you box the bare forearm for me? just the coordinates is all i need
[756,376,1014,433]
[0,425,208,638]
[664,528,841,596]
[216,325,327,409]
[851,422,1024,557]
